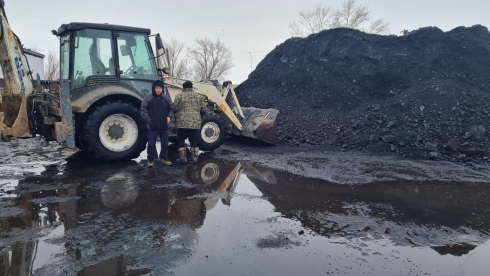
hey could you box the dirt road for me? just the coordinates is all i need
[1,139,490,275]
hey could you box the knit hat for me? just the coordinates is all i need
[183,81,193,89]
[153,80,164,89]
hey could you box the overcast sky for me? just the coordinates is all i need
[5,0,490,83]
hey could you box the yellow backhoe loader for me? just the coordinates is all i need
[0,0,278,161]
[163,77,278,151]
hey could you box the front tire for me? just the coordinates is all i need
[198,113,226,151]
[80,100,147,162]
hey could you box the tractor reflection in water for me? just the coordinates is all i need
[0,152,276,275]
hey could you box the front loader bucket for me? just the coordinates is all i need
[240,107,279,144]
[0,93,32,138]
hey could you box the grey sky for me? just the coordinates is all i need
[6,0,490,83]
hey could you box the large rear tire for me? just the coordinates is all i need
[80,100,147,162]
[198,113,226,151]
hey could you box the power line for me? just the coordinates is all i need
[232,54,267,58]
[233,52,268,55]
[233,51,271,54]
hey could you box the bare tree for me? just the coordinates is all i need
[188,38,233,81]
[44,52,60,81]
[162,39,190,79]
[173,58,190,79]
[369,19,390,35]
[330,0,370,29]
[289,3,332,37]
[289,0,390,37]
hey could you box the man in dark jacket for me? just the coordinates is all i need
[141,80,175,167]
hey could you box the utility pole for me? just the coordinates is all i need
[249,52,252,72]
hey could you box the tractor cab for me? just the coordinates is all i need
[55,23,163,98]
[42,23,167,162]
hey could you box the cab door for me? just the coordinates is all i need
[116,32,158,97]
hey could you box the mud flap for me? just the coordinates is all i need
[240,107,279,144]
[0,93,32,138]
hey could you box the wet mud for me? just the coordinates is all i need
[1,139,490,275]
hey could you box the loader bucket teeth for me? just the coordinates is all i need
[240,107,279,144]
[0,93,31,138]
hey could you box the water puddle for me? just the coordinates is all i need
[1,150,490,275]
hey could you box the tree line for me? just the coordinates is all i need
[42,38,233,82]
[289,0,390,37]
[42,0,390,82]
[161,38,233,81]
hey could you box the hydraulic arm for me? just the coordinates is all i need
[0,0,35,138]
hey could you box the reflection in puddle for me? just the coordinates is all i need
[100,173,139,209]
[0,161,59,177]
[0,180,19,199]
[0,150,489,275]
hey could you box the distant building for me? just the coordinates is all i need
[0,49,45,92]
[23,49,46,80]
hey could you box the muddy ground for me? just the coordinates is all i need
[1,138,490,275]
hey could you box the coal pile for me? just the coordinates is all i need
[236,25,490,162]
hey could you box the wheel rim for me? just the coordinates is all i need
[99,114,138,152]
[200,163,220,184]
[201,122,220,144]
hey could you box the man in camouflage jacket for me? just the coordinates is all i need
[174,81,207,164]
